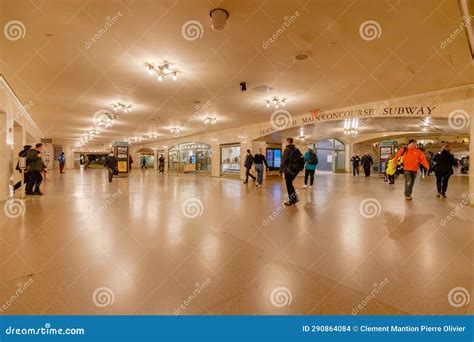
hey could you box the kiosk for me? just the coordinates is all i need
[112,141,130,177]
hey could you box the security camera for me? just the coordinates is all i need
[240,82,247,92]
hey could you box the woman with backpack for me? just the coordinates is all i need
[302,147,318,189]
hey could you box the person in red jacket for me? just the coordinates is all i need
[393,139,429,200]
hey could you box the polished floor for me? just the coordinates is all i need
[1,169,472,315]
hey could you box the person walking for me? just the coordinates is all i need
[243,149,256,184]
[385,154,396,185]
[25,143,45,195]
[393,139,429,200]
[158,154,165,174]
[58,152,66,173]
[128,154,133,170]
[84,155,90,170]
[302,147,318,188]
[361,153,373,177]
[14,145,31,192]
[280,137,305,206]
[351,154,360,176]
[104,151,118,182]
[427,151,434,176]
[253,148,268,188]
[432,145,457,198]
[140,156,147,169]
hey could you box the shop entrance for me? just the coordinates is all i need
[308,139,345,173]
[168,142,211,175]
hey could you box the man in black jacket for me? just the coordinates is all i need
[243,149,256,184]
[361,153,373,177]
[25,143,45,195]
[432,145,457,198]
[351,154,360,176]
[280,137,302,206]
[104,152,118,182]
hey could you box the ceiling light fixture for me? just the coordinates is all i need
[204,117,217,125]
[113,102,132,113]
[265,97,286,109]
[343,118,359,136]
[149,133,159,138]
[146,62,179,81]
[171,127,182,134]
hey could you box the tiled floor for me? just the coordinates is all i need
[0,169,472,315]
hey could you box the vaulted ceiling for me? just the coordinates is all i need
[1,0,473,146]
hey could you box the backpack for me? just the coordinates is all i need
[307,151,318,165]
[290,148,305,173]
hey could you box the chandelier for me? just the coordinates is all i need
[265,97,286,109]
[113,102,132,112]
[146,62,178,81]
[344,118,359,136]
[204,117,217,125]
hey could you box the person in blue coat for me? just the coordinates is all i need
[302,148,318,188]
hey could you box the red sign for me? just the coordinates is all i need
[310,109,320,118]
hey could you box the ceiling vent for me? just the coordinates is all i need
[251,85,274,93]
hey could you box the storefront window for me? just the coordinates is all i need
[309,139,345,173]
[220,145,240,176]
[168,142,211,174]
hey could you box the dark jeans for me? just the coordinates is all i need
[284,172,298,203]
[352,164,359,176]
[388,174,395,184]
[159,163,165,173]
[255,164,264,184]
[107,168,114,182]
[245,167,255,182]
[404,171,417,197]
[304,169,315,185]
[14,172,28,191]
[26,171,43,193]
[363,165,371,176]
[435,170,452,195]
[59,163,65,173]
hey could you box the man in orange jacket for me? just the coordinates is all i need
[393,139,429,200]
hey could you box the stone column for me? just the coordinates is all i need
[470,115,473,206]
[153,149,158,171]
[0,112,10,200]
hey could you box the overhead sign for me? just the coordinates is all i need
[258,106,436,137]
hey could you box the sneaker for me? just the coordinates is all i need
[25,191,34,195]
[302,184,307,189]
[441,194,447,198]
[405,196,412,201]
[284,201,296,207]
[243,181,248,184]
[33,191,43,196]
[436,193,440,197]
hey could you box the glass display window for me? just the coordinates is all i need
[220,144,241,176]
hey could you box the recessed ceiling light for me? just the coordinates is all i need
[294,52,310,61]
